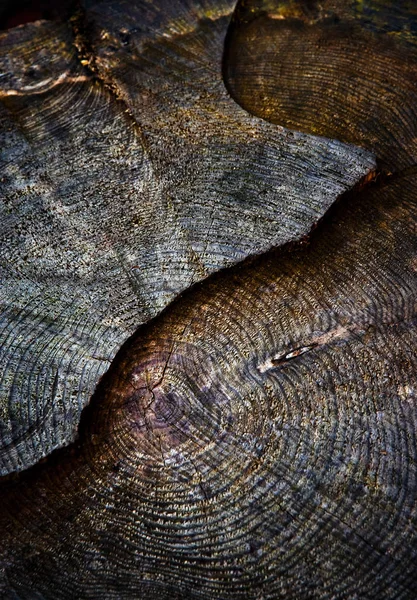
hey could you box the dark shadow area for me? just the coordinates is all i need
[0,0,76,30]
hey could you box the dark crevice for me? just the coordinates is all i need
[1,154,408,486]
[2,1,416,483]
[0,152,403,485]
[69,3,151,154]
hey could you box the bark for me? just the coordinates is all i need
[0,0,416,598]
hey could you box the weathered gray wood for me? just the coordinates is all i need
[1,160,417,600]
[0,7,373,474]
[1,0,417,598]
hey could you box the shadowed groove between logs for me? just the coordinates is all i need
[0,160,410,487]
[0,5,375,476]
[1,2,417,598]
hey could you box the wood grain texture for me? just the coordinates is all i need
[1,0,417,598]
[224,0,417,170]
[1,165,417,599]
[0,5,373,474]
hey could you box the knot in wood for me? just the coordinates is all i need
[89,341,226,468]
[127,384,186,437]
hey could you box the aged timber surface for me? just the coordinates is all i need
[1,0,417,598]
[0,1,373,474]
[224,0,417,171]
[1,161,417,599]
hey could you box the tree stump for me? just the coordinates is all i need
[0,0,416,598]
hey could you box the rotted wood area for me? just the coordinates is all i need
[0,0,417,598]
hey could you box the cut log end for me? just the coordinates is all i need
[1,0,417,598]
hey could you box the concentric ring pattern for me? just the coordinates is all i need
[0,3,373,474]
[1,0,417,598]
